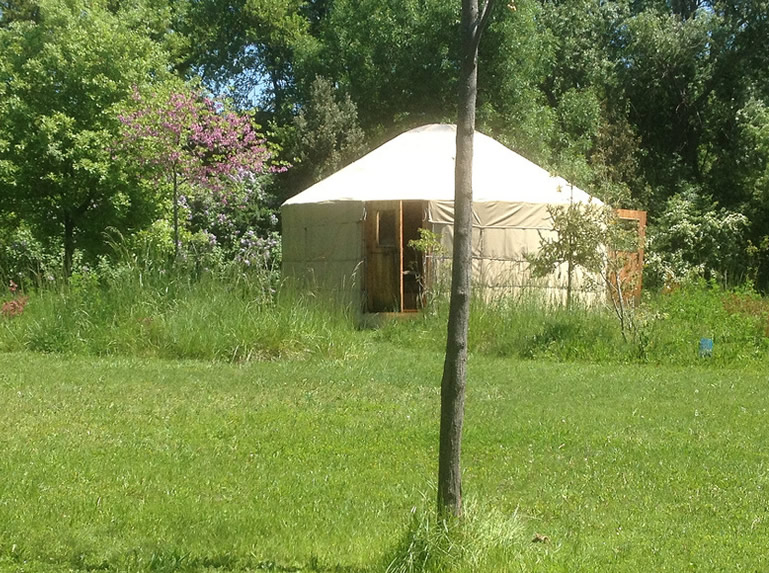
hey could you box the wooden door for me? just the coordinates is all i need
[365,202,401,312]
[401,201,426,311]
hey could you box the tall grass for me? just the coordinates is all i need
[369,283,769,366]
[2,260,769,367]
[0,262,365,361]
[383,499,524,573]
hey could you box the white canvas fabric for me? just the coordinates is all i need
[282,124,596,206]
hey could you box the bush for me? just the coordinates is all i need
[645,189,748,289]
[0,224,60,289]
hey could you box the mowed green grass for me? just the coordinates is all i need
[1,349,768,572]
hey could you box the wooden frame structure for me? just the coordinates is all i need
[364,200,426,313]
[615,209,647,305]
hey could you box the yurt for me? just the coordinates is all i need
[281,123,602,312]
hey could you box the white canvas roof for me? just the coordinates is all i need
[282,123,597,206]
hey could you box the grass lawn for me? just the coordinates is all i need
[1,349,768,572]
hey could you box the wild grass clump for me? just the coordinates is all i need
[3,251,769,367]
[369,291,633,363]
[370,282,769,366]
[469,294,629,362]
[642,281,769,363]
[384,500,524,573]
[0,260,363,362]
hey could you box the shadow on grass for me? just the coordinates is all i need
[128,551,371,573]
[3,549,371,573]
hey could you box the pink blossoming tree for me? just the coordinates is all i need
[118,85,283,256]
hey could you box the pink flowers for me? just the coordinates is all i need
[2,281,28,319]
[118,86,280,191]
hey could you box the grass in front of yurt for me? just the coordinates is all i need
[5,269,768,368]
[372,282,769,367]
[2,349,768,572]
[0,267,366,362]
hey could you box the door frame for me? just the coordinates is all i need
[364,200,426,313]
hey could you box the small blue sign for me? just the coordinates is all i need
[699,337,713,358]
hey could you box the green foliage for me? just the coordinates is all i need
[0,0,171,274]
[407,228,444,257]
[180,0,321,115]
[117,82,283,260]
[526,197,607,308]
[0,0,41,26]
[746,235,769,285]
[645,189,748,288]
[0,222,59,287]
[477,0,556,162]
[318,0,461,129]
[527,199,606,277]
[276,74,365,195]
[738,97,769,203]
[621,8,717,200]
[736,97,769,280]
[4,0,769,292]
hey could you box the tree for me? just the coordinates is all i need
[0,55,14,190]
[0,0,171,276]
[276,75,365,197]
[0,0,40,27]
[645,190,748,288]
[527,199,647,341]
[438,0,495,520]
[620,8,718,204]
[179,0,320,118]
[477,0,556,163]
[317,0,462,131]
[117,85,282,257]
[526,197,606,309]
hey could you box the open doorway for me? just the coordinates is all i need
[364,201,426,312]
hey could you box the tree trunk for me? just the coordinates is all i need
[63,213,74,278]
[173,169,179,258]
[438,0,493,520]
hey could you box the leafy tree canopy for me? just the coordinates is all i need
[2,0,769,288]
[117,82,284,254]
[0,0,172,274]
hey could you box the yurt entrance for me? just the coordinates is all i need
[364,200,426,313]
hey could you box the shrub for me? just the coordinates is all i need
[0,225,59,289]
[645,189,748,289]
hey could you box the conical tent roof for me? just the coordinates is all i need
[282,123,597,206]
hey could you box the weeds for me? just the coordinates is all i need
[1,254,768,367]
[0,259,363,361]
[384,499,523,573]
